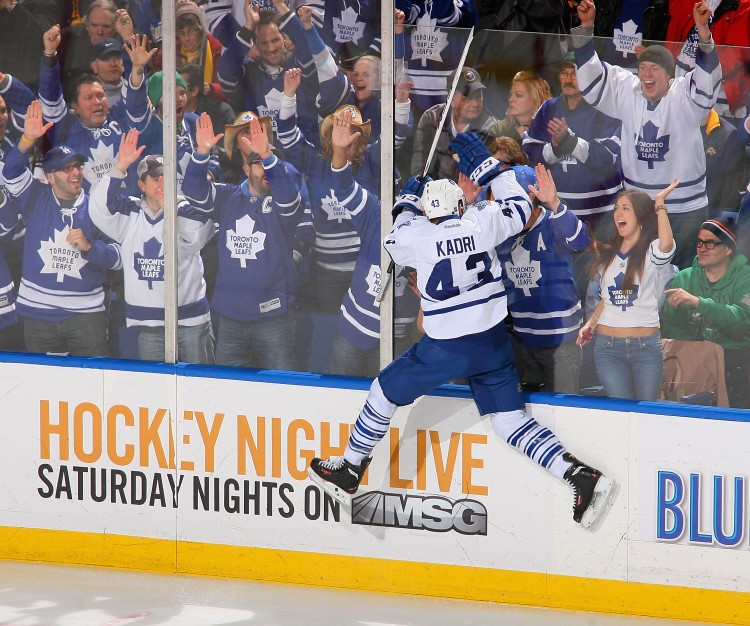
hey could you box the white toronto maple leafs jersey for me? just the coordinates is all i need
[385,172,531,340]
[2,146,122,322]
[90,169,214,328]
[598,239,676,328]
[574,38,722,212]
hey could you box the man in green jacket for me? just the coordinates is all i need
[661,218,750,407]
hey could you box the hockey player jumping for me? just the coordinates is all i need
[309,125,615,529]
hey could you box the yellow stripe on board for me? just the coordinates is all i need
[0,527,748,625]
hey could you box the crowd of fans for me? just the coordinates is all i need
[0,0,749,408]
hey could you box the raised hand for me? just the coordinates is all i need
[457,172,481,205]
[43,24,61,55]
[115,9,134,40]
[124,33,156,69]
[23,101,53,143]
[331,110,360,151]
[577,0,596,29]
[195,112,223,155]
[296,5,315,28]
[116,129,146,172]
[694,1,712,28]
[284,68,302,96]
[239,118,270,159]
[271,0,290,16]
[243,0,259,31]
[532,164,560,210]
[395,9,405,35]
[655,178,680,206]
[396,72,413,103]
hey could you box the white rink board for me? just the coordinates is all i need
[1,360,749,596]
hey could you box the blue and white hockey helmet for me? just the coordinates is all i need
[421,179,465,219]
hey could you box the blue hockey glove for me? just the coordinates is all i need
[449,132,503,186]
[392,174,432,218]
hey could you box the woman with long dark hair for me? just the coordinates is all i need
[577,181,678,400]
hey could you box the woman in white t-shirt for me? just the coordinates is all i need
[577,181,678,400]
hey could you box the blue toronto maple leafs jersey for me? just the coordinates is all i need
[38,57,152,193]
[598,239,676,328]
[2,145,122,322]
[524,97,623,216]
[321,0,381,57]
[277,113,380,271]
[183,151,307,321]
[574,38,722,212]
[0,193,20,329]
[385,171,531,340]
[216,13,319,137]
[402,0,476,113]
[90,168,214,328]
[495,205,590,348]
[330,162,382,350]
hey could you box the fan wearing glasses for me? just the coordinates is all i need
[661,218,750,407]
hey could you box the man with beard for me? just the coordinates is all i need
[183,113,308,370]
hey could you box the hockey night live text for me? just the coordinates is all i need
[34,399,488,527]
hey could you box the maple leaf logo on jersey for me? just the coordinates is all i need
[411,14,449,67]
[321,190,351,223]
[227,214,266,268]
[332,6,365,44]
[609,271,639,311]
[504,238,541,297]
[38,227,87,282]
[636,122,670,169]
[365,263,382,303]
[134,236,164,289]
[84,141,117,188]
[258,88,282,132]
[613,19,642,57]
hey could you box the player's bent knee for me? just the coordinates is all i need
[489,409,528,442]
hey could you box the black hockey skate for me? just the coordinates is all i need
[563,453,614,529]
[308,456,372,505]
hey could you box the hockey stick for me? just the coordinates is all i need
[377,25,478,303]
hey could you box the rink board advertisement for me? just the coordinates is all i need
[0,359,748,624]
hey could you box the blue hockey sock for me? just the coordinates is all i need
[344,378,398,465]
[490,410,572,479]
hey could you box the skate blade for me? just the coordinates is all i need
[307,467,352,507]
[581,476,616,530]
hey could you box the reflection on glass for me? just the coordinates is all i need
[1,3,749,408]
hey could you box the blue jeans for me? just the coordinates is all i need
[137,322,215,364]
[23,312,108,357]
[215,312,296,370]
[594,332,663,401]
[328,332,380,378]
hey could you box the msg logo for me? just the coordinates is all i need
[351,491,487,535]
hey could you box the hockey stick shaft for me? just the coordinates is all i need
[377,26,477,304]
[421,26,475,178]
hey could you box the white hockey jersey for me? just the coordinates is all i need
[90,169,214,327]
[598,239,676,328]
[574,37,722,212]
[385,172,531,340]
